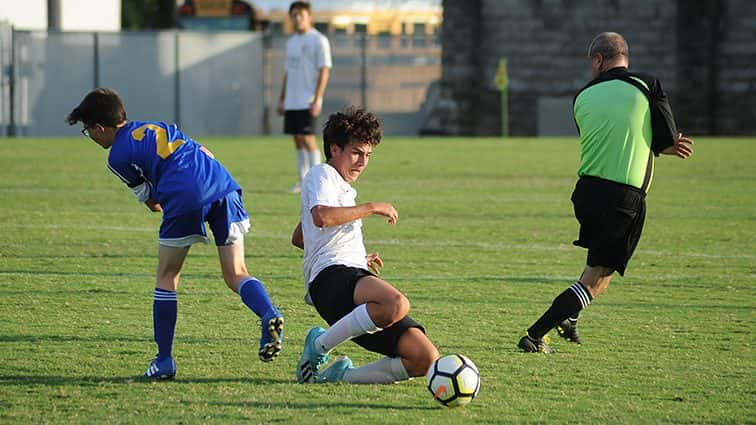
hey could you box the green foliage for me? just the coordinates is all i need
[0,136,754,423]
[122,0,176,30]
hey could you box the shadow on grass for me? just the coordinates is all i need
[201,400,439,411]
[0,374,290,386]
[0,334,260,345]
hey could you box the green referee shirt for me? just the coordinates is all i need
[573,68,655,191]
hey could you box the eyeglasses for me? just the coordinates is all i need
[81,124,98,138]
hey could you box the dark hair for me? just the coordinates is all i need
[322,107,382,160]
[288,1,311,14]
[66,88,127,128]
[588,32,629,60]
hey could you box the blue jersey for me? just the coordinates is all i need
[107,121,241,218]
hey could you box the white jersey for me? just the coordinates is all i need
[301,164,368,302]
[284,29,332,110]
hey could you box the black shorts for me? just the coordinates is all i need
[308,265,425,357]
[571,176,646,276]
[284,109,316,135]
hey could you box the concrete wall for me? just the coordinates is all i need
[437,0,756,136]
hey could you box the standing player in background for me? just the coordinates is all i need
[291,107,439,384]
[518,32,694,353]
[277,1,332,193]
[67,88,284,378]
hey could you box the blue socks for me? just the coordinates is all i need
[152,279,273,361]
[153,288,177,361]
[238,277,275,318]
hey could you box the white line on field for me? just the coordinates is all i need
[4,225,754,260]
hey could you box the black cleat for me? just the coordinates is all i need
[518,335,551,353]
[556,319,583,344]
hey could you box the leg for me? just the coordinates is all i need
[329,325,438,384]
[310,275,408,357]
[145,244,189,379]
[354,276,410,328]
[302,134,321,168]
[518,265,603,353]
[310,275,409,356]
[217,240,249,292]
[292,134,308,191]
[396,328,440,377]
[156,244,190,291]
[298,268,407,383]
[218,240,283,362]
[579,264,615,298]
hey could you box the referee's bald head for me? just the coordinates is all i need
[588,32,629,60]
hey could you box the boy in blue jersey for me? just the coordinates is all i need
[66,88,284,379]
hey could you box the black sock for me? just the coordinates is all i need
[527,281,592,339]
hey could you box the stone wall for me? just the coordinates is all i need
[435,0,755,136]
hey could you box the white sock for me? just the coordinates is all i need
[307,149,321,168]
[343,357,409,384]
[314,304,381,353]
[296,149,308,182]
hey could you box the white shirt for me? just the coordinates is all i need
[284,29,332,110]
[301,164,368,302]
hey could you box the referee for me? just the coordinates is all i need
[518,32,694,353]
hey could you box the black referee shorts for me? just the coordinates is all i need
[308,265,425,358]
[284,109,316,135]
[571,176,646,276]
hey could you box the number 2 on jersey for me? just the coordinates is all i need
[131,124,184,159]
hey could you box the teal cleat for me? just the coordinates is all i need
[296,327,329,383]
[259,307,284,362]
[317,356,353,383]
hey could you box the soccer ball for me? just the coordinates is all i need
[425,354,480,408]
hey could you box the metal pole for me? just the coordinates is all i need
[47,0,62,30]
[174,31,180,127]
[93,32,100,88]
[8,26,15,137]
[502,86,508,138]
[360,33,367,108]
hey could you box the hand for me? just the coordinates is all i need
[276,98,285,116]
[372,202,398,225]
[310,99,322,117]
[366,252,383,274]
[662,133,694,158]
[145,198,162,212]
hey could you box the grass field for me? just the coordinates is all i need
[0,136,754,424]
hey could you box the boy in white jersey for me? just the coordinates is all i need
[277,1,332,193]
[291,107,440,384]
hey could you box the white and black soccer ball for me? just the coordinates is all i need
[425,354,480,408]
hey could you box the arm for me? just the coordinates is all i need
[309,67,330,117]
[311,202,398,228]
[277,73,287,116]
[291,222,304,249]
[661,133,694,159]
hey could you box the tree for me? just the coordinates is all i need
[122,0,176,30]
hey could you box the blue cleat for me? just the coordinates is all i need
[259,307,284,362]
[317,356,353,383]
[143,356,176,380]
[296,327,329,383]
